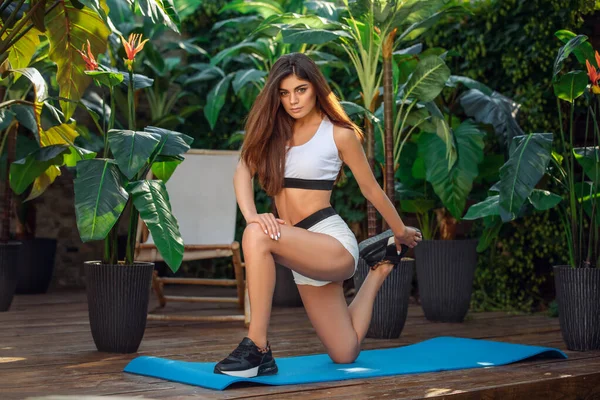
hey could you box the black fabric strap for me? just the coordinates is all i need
[294,207,337,230]
[283,178,335,190]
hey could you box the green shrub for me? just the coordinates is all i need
[425,0,596,134]
[470,208,569,312]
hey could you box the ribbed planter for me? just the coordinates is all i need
[0,242,21,312]
[16,238,57,294]
[353,257,414,339]
[554,266,600,351]
[85,261,154,353]
[414,239,477,323]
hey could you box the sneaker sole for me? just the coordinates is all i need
[215,359,278,378]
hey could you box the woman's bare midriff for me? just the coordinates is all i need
[274,188,332,226]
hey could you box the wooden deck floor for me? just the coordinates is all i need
[1,286,599,400]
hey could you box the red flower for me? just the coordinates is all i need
[586,59,600,94]
[119,33,149,71]
[76,39,98,71]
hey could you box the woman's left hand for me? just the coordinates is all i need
[395,226,422,251]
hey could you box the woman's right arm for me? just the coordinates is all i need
[233,159,284,240]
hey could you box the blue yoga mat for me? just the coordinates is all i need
[124,336,567,390]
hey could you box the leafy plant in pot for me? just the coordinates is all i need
[395,73,522,322]
[74,35,191,353]
[463,31,600,351]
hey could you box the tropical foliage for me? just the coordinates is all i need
[464,30,600,268]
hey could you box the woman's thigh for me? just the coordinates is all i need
[243,222,355,282]
[297,282,360,364]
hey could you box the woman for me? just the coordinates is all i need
[214,53,422,378]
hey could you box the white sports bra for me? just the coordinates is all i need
[284,116,343,190]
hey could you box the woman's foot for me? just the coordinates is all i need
[213,337,278,377]
[369,236,406,271]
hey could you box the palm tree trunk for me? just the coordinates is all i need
[365,117,378,237]
[382,29,397,231]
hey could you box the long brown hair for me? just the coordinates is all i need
[241,52,364,196]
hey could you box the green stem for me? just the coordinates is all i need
[580,106,590,266]
[568,101,578,266]
[128,70,135,130]
[125,68,138,265]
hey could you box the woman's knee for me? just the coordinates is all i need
[242,222,271,249]
[327,337,360,364]
[329,345,360,364]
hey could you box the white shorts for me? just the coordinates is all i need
[291,209,359,287]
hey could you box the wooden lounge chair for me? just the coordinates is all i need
[135,149,250,326]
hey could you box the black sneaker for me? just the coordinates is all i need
[213,337,278,377]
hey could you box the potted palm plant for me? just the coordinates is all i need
[394,73,522,322]
[464,31,600,351]
[74,35,191,353]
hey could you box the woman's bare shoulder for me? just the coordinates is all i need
[332,123,360,148]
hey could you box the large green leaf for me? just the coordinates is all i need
[497,133,553,222]
[446,75,493,95]
[220,0,283,18]
[107,129,161,179]
[134,0,181,33]
[46,0,111,120]
[403,55,450,102]
[172,0,203,19]
[85,70,124,88]
[419,120,485,219]
[74,159,129,242]
[9,145,69,195]
[204,74,233,130]
[212,15,261,31]
[528,189,562,211]
[553,71,588,102]
[463,195,500,220]
[232,68,267,94]
[396,6,464,42]
[0,109,14,131]
[40,123,79,147]
[553,34,588,80]
[25,165,61,201]
[4,15,41,71]
[210,41,268,67]
[459,89,524,147]
[144,126,192,156]
[63,145,97,167]
[556,30,597,67]
[127,180,184,272]
[121,72,154,90]
[282,28,352,45]
[184,65,224,85]
[574,147,600,182]
[151,158,182,182]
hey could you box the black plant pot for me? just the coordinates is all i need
[554,266,600,351]
[85,261,154,353]
[273,263,303,307]
[0,242,21,312]
[353,257,414,339]
[414,239,478,323]
[16,238,57,294]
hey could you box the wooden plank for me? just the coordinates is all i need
[1,289,599,400]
